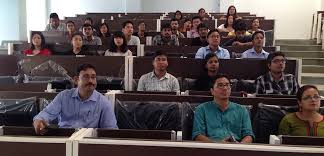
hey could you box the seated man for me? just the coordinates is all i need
[153,23,179,46]
[122,21,140,46]
[223,20,252,46]
[192,74,254,143]
[241,31,269,59]
[82,24,102,45]
[192,23,209,47]
[45,13,66,31]
[255,52,299,95]
[170,18,185,38]
[195,29,230,59]
[137,51,180,92]
[33,64,118,134]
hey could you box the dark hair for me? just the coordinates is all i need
[153,50,168,60]
[84,17,93,24]
[171,18,179,22]
[49,13,59,19]
[71,32,83,41]
[82,23,93,30]
[192,16,202,22]
[174,10,183,20]
[227,5,237,17]
[211,74,231,88]
[203,53,219,71]
[66,20,75,25]
[77,64,96,76]
[296,85,319,102]
[184,18,191,23]
[207,29,220,38]
[251,31,264,40]
[30,31,46,50]
[267,52,285,64]
[224,15,235,28]
[138,21,146,26]
[198,8,205,13]
[161,23,172,30]
[233,19,247,32]
[122,20,134,28]
[110,31,129,53]
[98,23,111,37]
[197,23,208,30]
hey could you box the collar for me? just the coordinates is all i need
[206,45,222,52]
[268,71,285,82]
[251,47,266,55]
[150,71,170,80]
[83,36,95,41]
[212,100,233,112]
[72,88,98,102]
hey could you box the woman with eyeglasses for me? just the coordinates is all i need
[279,85,324,136]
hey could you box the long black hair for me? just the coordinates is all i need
[30,31,46,50]
[226,5,237,17]
[98,22,111,37]
[109,31,128,53]
[224,15,235,28]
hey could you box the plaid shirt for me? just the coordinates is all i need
[152,35,179,46]
[137,71,180,92]
[255,72,299,95]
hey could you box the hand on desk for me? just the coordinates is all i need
[33,119,49,135]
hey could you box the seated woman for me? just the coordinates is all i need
[66,21,76,41]
[179,18,191,34]
[24,31,51,56]
[174,10,183,21]
[248,18,264,34]
[217,15,235,38]
[279,85,324,136]
[67,33,96,55]
[98,22,112,38]
[105,31,132,56]
[193,53,219,91]
[219,5,242,20]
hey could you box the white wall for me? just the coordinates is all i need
[141,0,220,13]
[49,0,127,18]
[232,0,322,39]
[321,0,324,10]
[26,0,47,32]
[0,0,21,44]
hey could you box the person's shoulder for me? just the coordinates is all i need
[166,72,178,80]
[197,46,207,51]
[140,72,153,79]
[281,113,297,122]
[196,101,213,111]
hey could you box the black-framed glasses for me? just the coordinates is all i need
[272,59,286,64]
[215,83,231,89]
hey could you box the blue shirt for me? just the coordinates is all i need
[192,101,254,141]
[34,88,118,129]
[241,48,269,59]
[195,46,230,59]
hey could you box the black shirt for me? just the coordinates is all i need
[222,35,252,46]
[193,73,216,91]
[191,37,208,47]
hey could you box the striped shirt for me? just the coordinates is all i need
[137,71,180,92]
[255,72,299,95]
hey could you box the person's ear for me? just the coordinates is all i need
[73,76,79,85]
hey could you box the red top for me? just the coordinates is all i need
[23,49,52,56]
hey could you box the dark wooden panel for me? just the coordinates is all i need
[0,142,66,156]
[96,129,174,140]
[79,143,323,156]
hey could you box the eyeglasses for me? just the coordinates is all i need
[215,83,231,89]
[272,59,286,64]
[302,95,321,101]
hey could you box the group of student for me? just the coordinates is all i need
[25,5,269,60]
[27,5,323,144]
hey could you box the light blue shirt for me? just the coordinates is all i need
[195,46,230,59]
[192,101,254,141]
[34,88,118,129]
[241,48,269,59]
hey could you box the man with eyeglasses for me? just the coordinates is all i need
[192,74,254,143]
[255,52,299,95]
[33,64,117,135]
